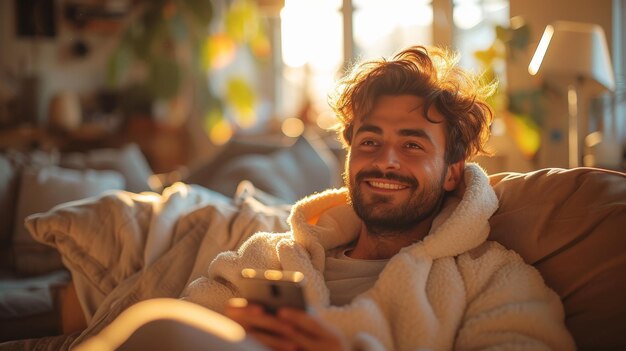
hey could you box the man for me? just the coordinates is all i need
[183,46,575,350]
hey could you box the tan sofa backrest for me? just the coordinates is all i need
[489,167,626,350]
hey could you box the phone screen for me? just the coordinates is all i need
[239,269,308,314]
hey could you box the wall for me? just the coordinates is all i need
[0,0,123,126]
[1,0,621,169]
[508,0,616,168]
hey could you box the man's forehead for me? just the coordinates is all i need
[359,96,444,124]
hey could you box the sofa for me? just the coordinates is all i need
[488,167,626,349]
[0,143,157,341]
[0,133,341,343]
[0,137,624,350]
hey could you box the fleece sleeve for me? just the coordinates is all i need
[454,241,576,351]
[181,232,290,314]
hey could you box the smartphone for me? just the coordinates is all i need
[238,268,308,314]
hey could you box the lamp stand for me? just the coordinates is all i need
[567,83,580,168]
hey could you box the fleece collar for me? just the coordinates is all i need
[287,163,499,266]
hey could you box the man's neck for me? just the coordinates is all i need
[347,216,436,260]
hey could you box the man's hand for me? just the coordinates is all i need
[225,300,349,351]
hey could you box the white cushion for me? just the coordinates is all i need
[13,166,125,275]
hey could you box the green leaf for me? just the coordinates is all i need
[128,21,152,60]
[510,113,541,158]
[179,0,213,26]
[474,44,498,65]
[204,104,225,130]
[495,25,510,42]
[225,0,260,43]
[225,77,256,126]
[106,46,131,88]
[147,58,182,99]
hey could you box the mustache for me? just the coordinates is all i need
[355,169,418,187]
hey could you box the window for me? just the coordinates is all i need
[453,0,509,69]
[278,0,509,130]
[279,0,343,127]
[353,0,433,60]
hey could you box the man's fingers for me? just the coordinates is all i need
[226,304,302,344]
[276,308,348,351]
[248,331,298,351]
[224,303,263,329]
[278,308,328,338]
[226,303,347,351]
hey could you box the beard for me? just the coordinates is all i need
[345,168,448,236]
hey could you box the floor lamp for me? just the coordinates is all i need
[528,21,615,168]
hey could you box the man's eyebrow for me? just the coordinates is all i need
[399,129,434,144]
[354,124,382,135]
[354,124,434,144]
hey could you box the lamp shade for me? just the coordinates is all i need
[529,21,615,93]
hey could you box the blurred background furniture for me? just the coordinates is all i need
[0,131,341,343]
[528,21,617,169]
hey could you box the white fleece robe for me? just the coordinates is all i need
[183,164,575,351]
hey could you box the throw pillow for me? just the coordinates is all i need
[202,134,340,203]
[0,148,60,270]
[13,166,125,275]
[60,143,153,193]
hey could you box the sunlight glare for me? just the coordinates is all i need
[280,0,342,69]
[453,2,483,30]
[414,3,434,27]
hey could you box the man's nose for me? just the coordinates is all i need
[374,146,400,170]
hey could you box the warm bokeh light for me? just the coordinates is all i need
[228,297,249,308]
[241,268,257,278]
[491,117,506,136]
[316,111,339,130]
[281,117,305,137]
[264,269,284,280]
[209,119,233,145]
[74,299,246,351]
[250,31,271,58]
[203,33,237,70]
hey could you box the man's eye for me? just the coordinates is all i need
[405,142,422,150]
[361,139,377,146]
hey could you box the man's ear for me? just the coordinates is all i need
[443,160,464,192]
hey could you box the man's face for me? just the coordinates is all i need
[344,94,460,235]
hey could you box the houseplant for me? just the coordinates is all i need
[107,0,270,144]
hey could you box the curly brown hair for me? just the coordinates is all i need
[329,46,496,164]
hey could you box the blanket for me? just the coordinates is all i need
[6,183,290,350]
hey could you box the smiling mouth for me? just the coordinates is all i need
[367,180,409,190]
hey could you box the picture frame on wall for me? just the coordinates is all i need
[15,0,57,38]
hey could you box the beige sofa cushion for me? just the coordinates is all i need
[488,167,626,350]
[13,166,125,275]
